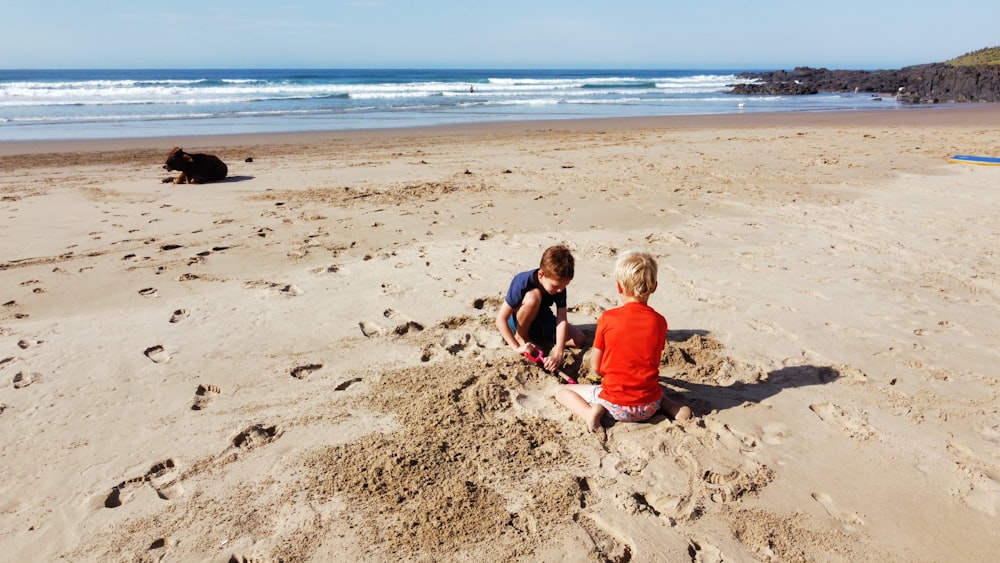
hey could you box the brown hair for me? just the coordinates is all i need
[539,245,575,281]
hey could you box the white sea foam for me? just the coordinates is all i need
[0,74,742,107]
[0,69,908,141]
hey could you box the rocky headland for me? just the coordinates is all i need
[732,60,1000,104]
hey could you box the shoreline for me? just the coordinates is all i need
[2,103,998,158]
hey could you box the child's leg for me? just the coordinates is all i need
[556,385,605,432]
[661,395,693,421]
[565,322,587,348]
[514,289,542,343]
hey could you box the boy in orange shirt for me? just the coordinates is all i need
[556,250,692,432]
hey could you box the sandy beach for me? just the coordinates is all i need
[1,106,999,562]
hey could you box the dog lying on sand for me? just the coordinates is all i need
[163,147,228,184]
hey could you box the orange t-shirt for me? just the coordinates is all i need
[594,301,667,406]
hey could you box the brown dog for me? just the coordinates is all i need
[164,147,228,184]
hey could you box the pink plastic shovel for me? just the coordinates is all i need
[523,350,576,384]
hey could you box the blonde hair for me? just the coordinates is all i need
[614,250,658,298]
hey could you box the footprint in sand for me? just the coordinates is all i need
[704,418,761,454]
[811,491,865,531]
[394,320,424,336]
[688,538,726,563]
[144,345,171,364]
[13,371,40,389]
[834,364,868,383]
[311,264,340,274]
[144,538,176,560]
[147,459,184,500]
[512,390,552,414]
[703,467,742,486]
[703,465,771,504]
[335,377,362,391]
[360,307,422,337]
[242,280,303,297]
[359,321,385,338]
[191,384,221,410]
[281,284,304,296]
[104,476,147,508]
[232,424,281,451]
[471,296,503,311]
[138,287,159,298]
[420,344,436,362]
[381,308,426,333]
[169,308,190,323]
[104,459,185,508]
[445,333,475,356]
[17,339,42,349]
[747,318,798,340]
[761,423,787,445]
[291,364,323,380]
[809,402,880,441]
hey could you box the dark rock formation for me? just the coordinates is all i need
[729,81,817,95]
[731,64,1000,104]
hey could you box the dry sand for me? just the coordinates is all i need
[1,106,999,562]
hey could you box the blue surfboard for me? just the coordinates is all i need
[948,155,1000,166]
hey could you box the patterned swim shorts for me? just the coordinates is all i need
[586,385,661,422]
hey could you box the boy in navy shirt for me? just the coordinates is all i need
[495,245,586,372]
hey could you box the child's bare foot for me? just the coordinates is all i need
[585,406,604,433]
[555,386,606,432]
[673,405,693,422]
[662,397,693,422]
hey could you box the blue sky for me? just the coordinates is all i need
[5,1,998,70]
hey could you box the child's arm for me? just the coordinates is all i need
[548,306,571,370]
[589,346,603,378]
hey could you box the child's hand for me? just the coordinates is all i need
[517,342,539,357]
[544,348,564,372]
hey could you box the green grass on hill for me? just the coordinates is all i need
[946,46,1000,66]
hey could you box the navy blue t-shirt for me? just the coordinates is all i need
[504,269,566,317]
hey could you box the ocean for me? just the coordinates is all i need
[0,68,913,142]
